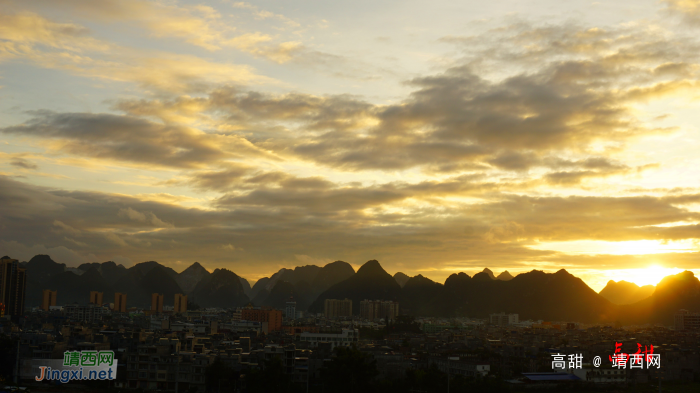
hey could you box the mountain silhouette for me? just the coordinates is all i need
[26,255,65,283]
[401,275,443,316]
[599,280,654,305]
[249,261,354,306]
[482,268,496,279]
[190,268,249,308]
[176,262,210,294]
[496,271,514,281]
[13,254,698,325]
[77,261,128,285]
[620,271,700,325]
[393,272,410,287]
[239,277,252,296]
[42,267,112,306]
[308,260,401,314]
[310,261,355,295]
[112,264,184,308]
[250,277,270,299]
[261,280,314,311]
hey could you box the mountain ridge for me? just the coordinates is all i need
[10,254,697,325]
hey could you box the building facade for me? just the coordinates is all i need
[285,299,296,320]
[241,308,282,332]
[151,293,164,313]
[114,292,127,313]
[489,312,519,326]
[63,304,105,322]
[675,309,700,331]
[359,300,399,321]
[299,329,359,349]
[126,338,213,392]
[0,256,27,318]
[174,293,187,313]
[324,298,352,318]
[41,289,57,311]
[89,291,103,305]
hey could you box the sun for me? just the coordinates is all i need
[620,265,683,287]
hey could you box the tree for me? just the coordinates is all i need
[321,346,378,393]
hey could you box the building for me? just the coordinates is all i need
[63,304,105,322]
[174,293,187,313]
[89,291,103,305]
[324,298,352,318]
[0,256,27,318]
[151,293,164,313]
[489,312,519,326]
[114,292,127,313]
[241,308,282,332]
[299,329,359,349]
[126,338,213,392]
[285,298,296,320]
[41,289,57,311]
[359,300,399,321]
[675,309,700,331]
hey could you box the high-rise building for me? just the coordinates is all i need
[0,256,27,318]
[174,293,187,313]
[151,293,164,313]
[114,292,127,313]
[359,300,399,321]
[41,289,57,311]
[89,291,103,305]
[675,309,700,331]
[325,298,352,318]
[241,308,283,331]
[285,297,296,320]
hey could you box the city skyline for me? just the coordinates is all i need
[3,0,700,292]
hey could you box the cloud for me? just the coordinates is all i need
[0,239,91,266]
[53,220,80,236]
[9,157,38,170]
[109,20,693,175]
[2,174,700,282]
[4,11,700,284]
[118,207,174,228]
[185,164,255,192]
[20,0,231,51]
[12,0,309,64]
[664,0,700,24]
[0,11,108,53]
[0,11,274,92]
[224,32,303,64]
[230,2,301,28]
[1,111,276,168]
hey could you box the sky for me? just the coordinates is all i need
[2,0,700,291]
